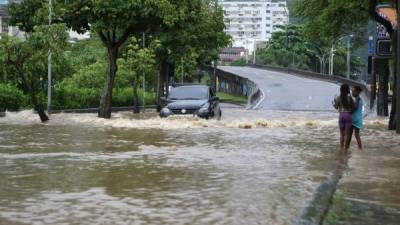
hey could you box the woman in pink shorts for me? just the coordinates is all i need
[333,84,355,151]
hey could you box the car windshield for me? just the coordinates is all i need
[168,86,209,100]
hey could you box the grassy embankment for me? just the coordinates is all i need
[217,92,247,105]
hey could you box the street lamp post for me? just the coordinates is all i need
[346,37,352,79]
[330,34,353,78]
[47,0,52,113]
[253,39,260,65]
[306,42,329,74]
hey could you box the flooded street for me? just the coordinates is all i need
[0,108,399,225]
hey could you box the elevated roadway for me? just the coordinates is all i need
[219,66,340,111]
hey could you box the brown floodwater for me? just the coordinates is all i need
[0,109,398,225]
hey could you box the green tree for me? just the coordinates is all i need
[123,38,157,113]
[0,24,68,122]
[294,0,399,131]
[58,0,177,118]
[8,0,43,33]
[257,25,313,69]
[152,0,229,109]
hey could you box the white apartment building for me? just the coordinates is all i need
[0,0,22,36]
[219,0,289,53]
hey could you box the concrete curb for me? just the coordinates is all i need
[294,157,349,225]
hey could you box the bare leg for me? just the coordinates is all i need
[344,126,353,151]
[340,129,345,150]
[354,128,363,150]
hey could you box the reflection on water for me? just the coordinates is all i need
[0,110,399,224]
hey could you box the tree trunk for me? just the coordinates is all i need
[397,0,400,134]
[212,61,217,93]
[397,63,400,133]
[19,72,49,122]
[132,75,140,114]
[30,92,49,122]
[390,32,398,130]
[156,59,167,112]
[390,74,397,130]
[98,46,118,119]
[377,59,389,117]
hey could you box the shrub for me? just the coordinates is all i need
[0,83,27,111]
[53,85,156,110]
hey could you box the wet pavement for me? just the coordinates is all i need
[218,66,339,111]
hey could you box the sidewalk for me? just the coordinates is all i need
[324,126,400,225]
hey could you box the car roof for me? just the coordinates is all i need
[172,85,209,89]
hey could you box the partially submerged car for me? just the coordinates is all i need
[160,85,221,119]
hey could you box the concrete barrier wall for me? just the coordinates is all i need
[199,66,262,109]
[215,68,261,109]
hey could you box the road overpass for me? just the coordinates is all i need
[219,66,341,112]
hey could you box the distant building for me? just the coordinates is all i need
[219,47,248,63]
[0,0,21,36]
[219,0,289,53]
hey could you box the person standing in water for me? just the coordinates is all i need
[351,86,363,150]
[333,84,355,151]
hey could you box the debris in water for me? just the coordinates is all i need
[255,120,269,128]
[306,121,317,127]
[239,124,253,129]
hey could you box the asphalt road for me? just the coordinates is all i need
[219,66,340,111]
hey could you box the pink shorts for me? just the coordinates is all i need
[339,112,352,130]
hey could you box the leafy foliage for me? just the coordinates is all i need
[257,25,313,69]
[0,83,27,111]
[256,24,365,75]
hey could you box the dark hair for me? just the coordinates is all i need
[340,84,351,109]
[353,86,362,93]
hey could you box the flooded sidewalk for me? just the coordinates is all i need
[324,122,400,225]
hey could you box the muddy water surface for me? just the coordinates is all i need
[0,109,398,225]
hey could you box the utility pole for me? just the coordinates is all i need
[396,0,400,133]
[181,58,184,83]
[142,32,146,112]
[329,46,336,75]
[253,42,257,65]
[47,0,52,114]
